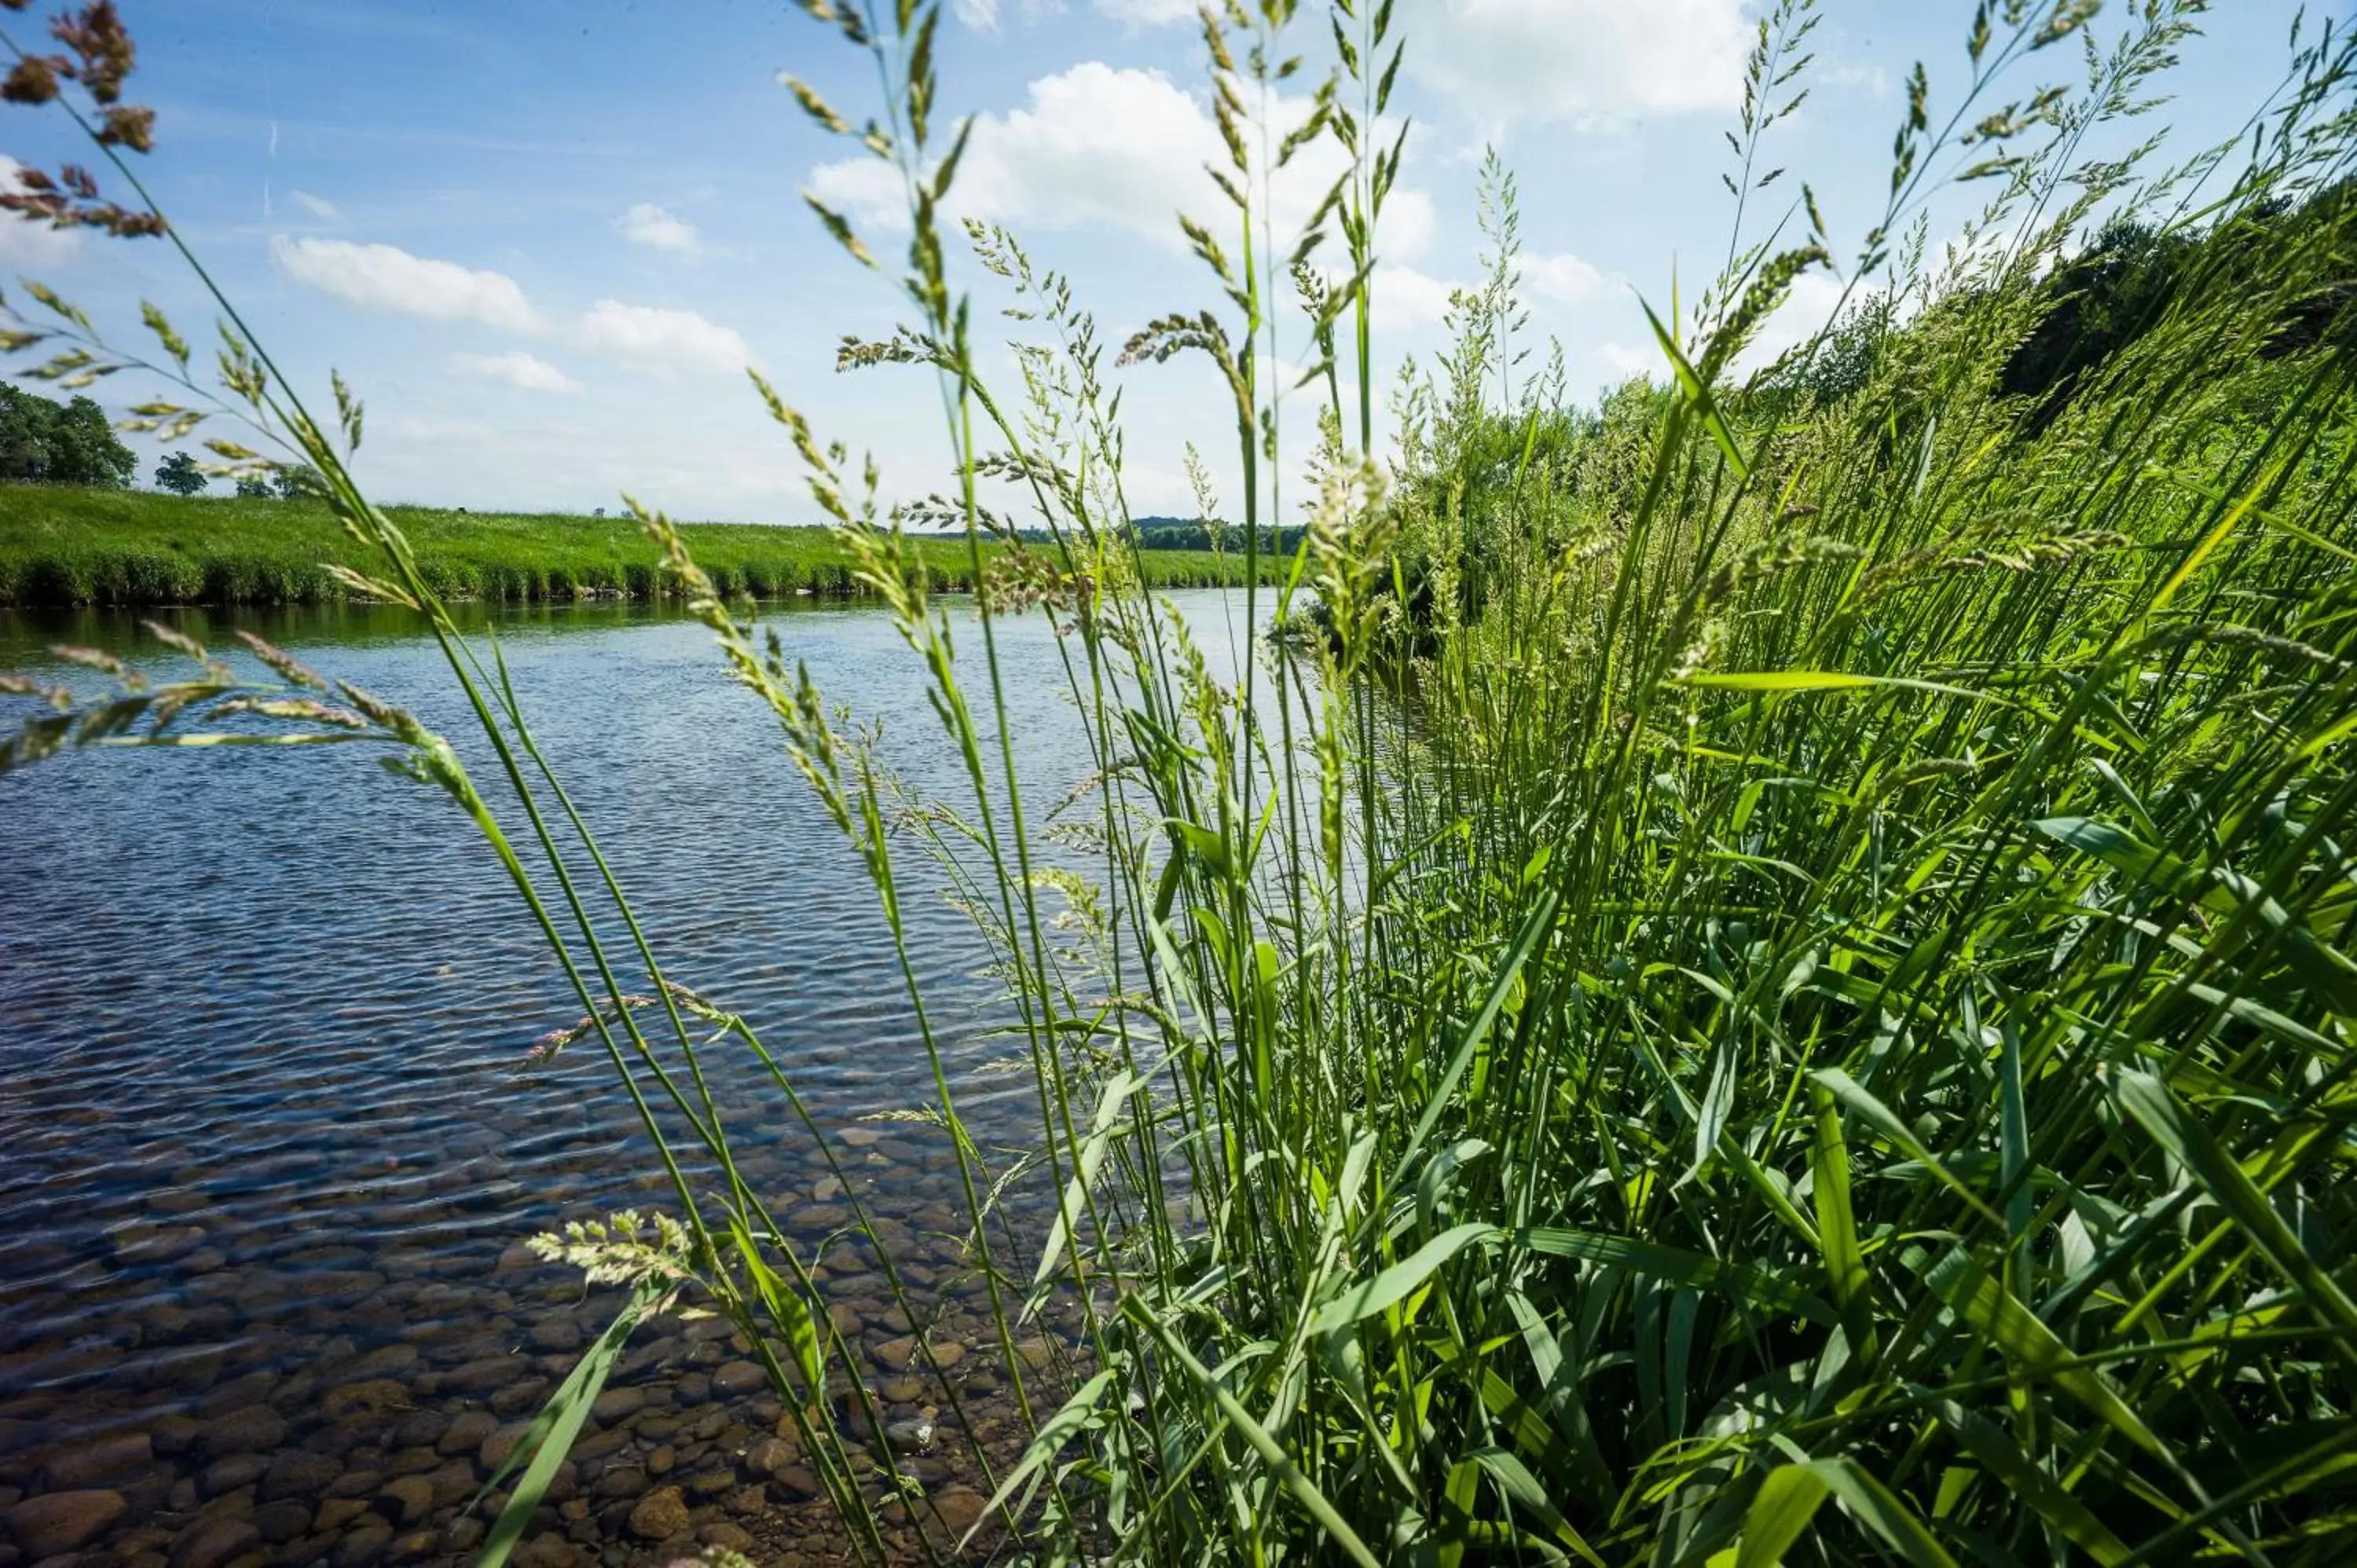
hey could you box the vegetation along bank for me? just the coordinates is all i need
[0,486,1274,606]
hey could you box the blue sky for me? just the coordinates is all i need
[0,0,2326,521]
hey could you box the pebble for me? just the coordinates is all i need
[333,1522,393,1566]
[933,1483,988,1537]
[438,1410,500,1457]
[711,1361,764,1396]
[196,1406,287,1460]
[333,1346,419,1383]
[321,1380,410,1423]
[5,1489,127,1556]
[529,1317,583,1354]
[740,1437,795,1478]
[589,1387,643,1424]
[392,1527,441,1560]
[700,1520,755,1551]
[253,1499,310,1543]
[150,1416,203,1458]
[167,1514,261,1568]
[314,1498,369,1531]
[389,1409,446,1450]
[478,1424,527,1472]
[684,1467,735,1500]
[328,1468,385,1499]
[258,1449,338,1502]
[626,1485,690,1541]
[201,1453,269,1497]
[42,1431,153,1490]
[490,1378,552,1416]
[375,1473,434,1526]
[511,1534,579,1568]
[443,1356,523,1392]
[590,1465,647,1502]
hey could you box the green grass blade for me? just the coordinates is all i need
[1735,1463,1832,1568]
[472,1278,662,1568]
[1310,1222,1498,1335]
[2113,1071,2357,1342]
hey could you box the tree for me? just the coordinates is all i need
[154,450,207,496]
[271,462,325,500]
[0,384,136,486]
[2000,218,2194,430]
[233,473,272,499]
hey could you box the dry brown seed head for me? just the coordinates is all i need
[52,1,134,103]
[0,55,62,104]
[94,101,151,149]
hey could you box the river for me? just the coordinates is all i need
[0,589,1259,1568]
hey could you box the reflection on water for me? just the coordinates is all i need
[0,591,1254,1567]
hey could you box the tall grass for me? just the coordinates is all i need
[5,0,2357,1563]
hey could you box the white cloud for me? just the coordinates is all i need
[270,236,538,332]
[291,189,341,222]
[1373,265,1459,330]
[1378,189,1438,266]
[1529,251,1611,304]
[952,0,999,26]
[809,62,1435,260]
[616,202,700,255]
[805,158,904,235]
[1094,0,1195,22]
[576,299,750,376]
[1821,60,1893,101]
[0,159,80,267]
[452,350,581,394]
[1590,341,1660,382]
[1408,0,1748,126]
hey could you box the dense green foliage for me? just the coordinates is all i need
[7,1,2357,1566]
[0,383,133,488]
[152,448,204,494]
[1123,516,1309,553]
[0,485,1275,605]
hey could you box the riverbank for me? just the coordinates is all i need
[0,487,1272,606]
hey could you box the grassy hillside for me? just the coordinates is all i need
[0,485,1270,606]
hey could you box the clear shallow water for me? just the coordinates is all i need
[0,592,1255,1568]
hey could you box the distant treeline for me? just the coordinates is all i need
[1007,518,1310,553]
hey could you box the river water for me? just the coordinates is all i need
[0,591,1259,1568]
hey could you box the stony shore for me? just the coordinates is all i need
[0,1120,1078,1568]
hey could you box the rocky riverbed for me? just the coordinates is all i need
[0,1119,1078,1567]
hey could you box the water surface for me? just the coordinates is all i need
[0,591,1255,1567]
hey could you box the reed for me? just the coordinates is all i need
[5,0,2357,1563]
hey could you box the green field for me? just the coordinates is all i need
[0,485,1270,606]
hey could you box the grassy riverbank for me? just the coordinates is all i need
[10,0,2357,1564]
[0,486,1270,606]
